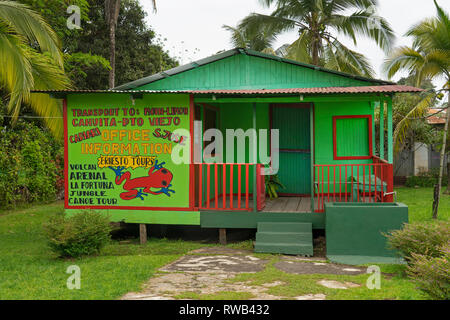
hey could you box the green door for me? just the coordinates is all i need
[271,104,311,195]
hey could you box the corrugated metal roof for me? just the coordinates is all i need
[113,48,394,90]
[187,85,422,95]
[427,108,447,124]
[32,85,422,96]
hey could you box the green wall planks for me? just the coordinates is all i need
[135,54,375,91]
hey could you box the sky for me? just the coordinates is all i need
[141,0,450,87]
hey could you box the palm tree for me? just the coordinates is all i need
[105,0,156,88]
[0,1,70,136]
[222,24,278,55]
[384,0,450,218]
[235,0,394,77]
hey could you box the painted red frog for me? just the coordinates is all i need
[110,160,175,200]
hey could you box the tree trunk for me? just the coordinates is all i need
[109,23,116,89]
[445,161,450,194]
[106,0,120,89]
[433,96,450,219]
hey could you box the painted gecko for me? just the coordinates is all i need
[109,160,175,200]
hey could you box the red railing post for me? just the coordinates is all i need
[245,164,249,210]
[215,164,218,209]
[223,164,226,209]
[199,164,203,209]
[386,163,394,202]
[238,164,241,209]
[256,164,265,211]
[206,164,210,209]
[230,164,234,209]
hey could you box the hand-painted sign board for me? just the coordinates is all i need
[64,93,194,212]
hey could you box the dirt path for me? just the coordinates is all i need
[121,247,363,300]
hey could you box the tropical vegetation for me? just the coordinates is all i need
[384,0,450,217]
[0,0,70,137]
[225,0,395,77]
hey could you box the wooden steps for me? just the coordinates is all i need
[254,222,313,256]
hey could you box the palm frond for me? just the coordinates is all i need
[284,30,312,63]
[324,38,375,77]
[383,46,425,82]
[27,51,71,137]
[393,93,437,153]
[0,20,33,119]
[239,13,297,36]
[222,24,247,48]
[0,1,63,67]
[330,9,395,52]
[419,49,450,80]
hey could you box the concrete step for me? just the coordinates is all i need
[257,222,312,233]
[254,242,313,256]
[256,231,312,244]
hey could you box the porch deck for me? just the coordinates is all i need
[199,195,376,213]
[263,197,311,212]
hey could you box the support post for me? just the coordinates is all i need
[310,103,315,213]
[219,228,227,245]
[139,224,147,245]
[252,102,258,213]
[387,97,393,164]
[379,101,385,159]
[372,101,378,156]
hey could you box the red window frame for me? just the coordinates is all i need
[332,115,373,160]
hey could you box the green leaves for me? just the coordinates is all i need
[227,0,395,77]
[384,1,450,155]
[385,1,450,85]
[393,93,436,154]
[265,174,285,199]
[223,23,277,52]
[0,1,70,137]
[0,1,62,67]
[323,37,375,77]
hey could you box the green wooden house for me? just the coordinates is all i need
[36,48,418,261]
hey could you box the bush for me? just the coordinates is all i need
[0,117,64,208]
[407,245,450,300]
[44,211,113,258]
[386,221,450,262]
[405,169,448,188]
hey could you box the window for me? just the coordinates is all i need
[333,115,373,160]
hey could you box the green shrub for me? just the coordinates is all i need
[386,221,450,262]
[44,211,113,258]
[407,245,450,300]
[405,169,448,188]
[0,118,64,207]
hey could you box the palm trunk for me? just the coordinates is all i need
[106,0,120,89]
[109,24,116,89]
[312,37,319,66]
[432,96,450,219]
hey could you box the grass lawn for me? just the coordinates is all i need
[396,187,450,222]
[0,201,208,300]
[0,187,447,300]
[226,259,427,300]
